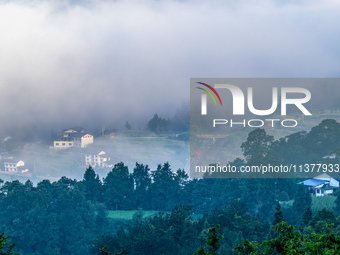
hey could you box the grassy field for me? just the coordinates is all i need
[107,210,161,220]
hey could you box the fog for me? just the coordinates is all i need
[0,0,340,136]
[0,0,340,182]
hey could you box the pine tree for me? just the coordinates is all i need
[272,202,284,226]
[124,121,131,130]
[83,166,102,201]
[194,225,223,255]
[302,206,312,227]
[293,185,312,226]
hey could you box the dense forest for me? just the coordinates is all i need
[2,119,340,254]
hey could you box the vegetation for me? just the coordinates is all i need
[0,233,17,255]
[234,221,340,254]
[1,119,340,254]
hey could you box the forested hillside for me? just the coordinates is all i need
[2,119,340,254]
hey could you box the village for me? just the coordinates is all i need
[0,125,189,182]
[0,126,114,178]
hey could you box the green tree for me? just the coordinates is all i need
[234,222,340,254]
[241,128,274,165]
[293,184,312,226]
[124,121,131,130]
[147,114,170,134]
[149,162,178,210]
[169,204,195,247]
[272,203,284,226]
[193,225,223,255]
[82,166,102,201]
[171,104,190,132]
[132,163,151,209]
[309,207,336,233]
[0,177,102,255]
[302,206,312,229]
[103,162,134,210]
[175,168,189,187]
[335,189,340,215]
[269,131,311,165]
[99,247,128,255]
[0,233,17,255]
[305,119,340,156]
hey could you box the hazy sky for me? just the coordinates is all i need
[0,0,340,133]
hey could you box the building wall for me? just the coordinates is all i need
[4,163,17,172]
[4,160,25,172]
[85,152,107,167]
[81,135,93,148]
[315,189,334,197]
[54,141,74,150]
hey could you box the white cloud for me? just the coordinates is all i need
[0,0,339,130]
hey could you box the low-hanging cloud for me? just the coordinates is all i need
[0,0,340,135]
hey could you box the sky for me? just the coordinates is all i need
[0,0,340,135]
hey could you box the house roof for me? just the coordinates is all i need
[86,150,105,156]
[71,133,92,138]
[62,126,85,133]
[298,173,340,188]
[299,179,329,187]
[4,159,24,164]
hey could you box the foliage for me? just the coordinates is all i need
[1,120,340,254]
[335,190,340,215]
[103,162,134,210]
[234,221,340,254]
[193,225,223,255]
[240,128,274,165]
[302,206,312,228]
[99,246,128,255]
[312,195,336,214]
[82,166,102,201]
[292,185,312,226]
[125,121,131,130]
[133,163,152,209]
[0,233,17,255]
[93,204,196,255]
[277,191,290,202]
[147,114,170,134]
[149,162,179,210]
[272,203,284,226]
[0,176,107,255]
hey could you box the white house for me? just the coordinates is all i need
[298,173,339,197]
[53,141,74,150]
[53,127,93,150]
[85,150,112,168]
[3,159,29,173]
[71,133,93,148]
